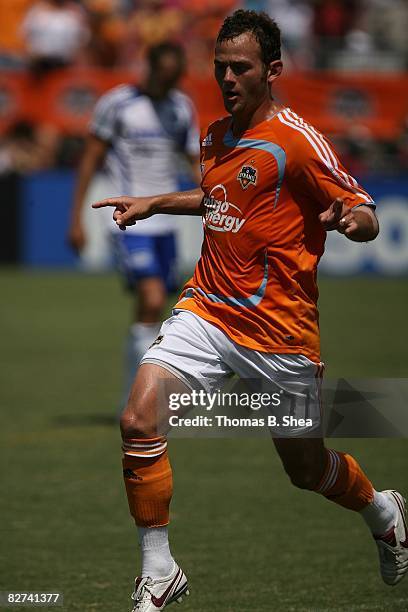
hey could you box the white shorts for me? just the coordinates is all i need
[142,310,323,437]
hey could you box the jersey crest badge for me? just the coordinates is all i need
[237,165,257,189]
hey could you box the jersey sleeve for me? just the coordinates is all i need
[284,116,375,211]
[88,85,130,143]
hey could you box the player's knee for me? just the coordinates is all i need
[120,407,157,439]
[138,294,166,321]
[284,461,322,491]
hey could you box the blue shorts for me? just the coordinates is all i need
[111,232,178,292]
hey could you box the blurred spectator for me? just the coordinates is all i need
[181,0,238,76]
[0,0,35,69]
[395,116,408,173]
[364,0,408,64]
[121,0,185,69]
[21,0,90,76]
[313,0,358,69]
[266,0,313,69]
[0,120,59,174]
[84,0,127,67]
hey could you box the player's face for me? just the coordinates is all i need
[153,53,185,94]
[214,32,269,118]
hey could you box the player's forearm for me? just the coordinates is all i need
[150,188,204,216]
[71,157,99,222]
[345,208,379,242]
[71,136,107,222]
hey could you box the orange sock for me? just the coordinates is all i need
[122,437,172,527]
[315,449,374,511]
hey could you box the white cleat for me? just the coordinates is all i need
[131,562,189,611]
[374,490,408,586]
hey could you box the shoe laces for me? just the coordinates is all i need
[378,541,404,564]
[131,578,154,610]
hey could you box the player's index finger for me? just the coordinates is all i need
[91,198,118,209]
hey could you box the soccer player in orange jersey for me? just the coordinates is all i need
[93,10,408,611]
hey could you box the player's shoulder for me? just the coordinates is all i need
[201,116,230,143]
[167,89,198,122]
[96,83,137,110]
[274,107,330,157]
[168,88,194,107]
[273,108,337,164]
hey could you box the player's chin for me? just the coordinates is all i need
[223,96,241,114]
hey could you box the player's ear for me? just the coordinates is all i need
[267,60,283,85]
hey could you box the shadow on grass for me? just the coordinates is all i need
[53,413,118,427]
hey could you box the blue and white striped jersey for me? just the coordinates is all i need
[90,84,200,235]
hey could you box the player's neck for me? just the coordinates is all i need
[140,78,171,101]
[231,99,283,137]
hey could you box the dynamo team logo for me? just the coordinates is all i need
[237,165,257,189]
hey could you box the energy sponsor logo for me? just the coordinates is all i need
[203,184,246,233]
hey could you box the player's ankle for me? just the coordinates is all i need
[138,526,174,579]
[360,490,397,536]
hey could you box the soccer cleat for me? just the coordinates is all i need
[131,562,189,611]
[374,490,408,586]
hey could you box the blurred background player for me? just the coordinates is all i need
[68,41,200,407]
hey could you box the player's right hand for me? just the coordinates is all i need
[91,196,154,230]
[67,222,86,253]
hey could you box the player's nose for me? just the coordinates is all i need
[223,66,235,82]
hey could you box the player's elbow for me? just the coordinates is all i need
[370,217,380,241]
[359,207,380,242]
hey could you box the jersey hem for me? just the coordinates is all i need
[173,306,321,363]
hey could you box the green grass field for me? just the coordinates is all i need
[1,269,408,611]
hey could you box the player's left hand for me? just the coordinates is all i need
[318,197,357,236]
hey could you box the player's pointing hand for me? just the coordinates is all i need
[92,196,155,230]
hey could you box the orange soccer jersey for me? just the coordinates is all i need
[174,108,374,362]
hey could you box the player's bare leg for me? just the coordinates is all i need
[273,437,408,585]
[124,277,167,405]
[121,363,190,610]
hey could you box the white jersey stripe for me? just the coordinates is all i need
[283,110,373,202]
[281,109,332,169]
[279,110,353,192]
[278,111,373,204]
[286,110,354,189]
[283,109,335,171]
[282,110,357,192]
[289,110,364,193]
